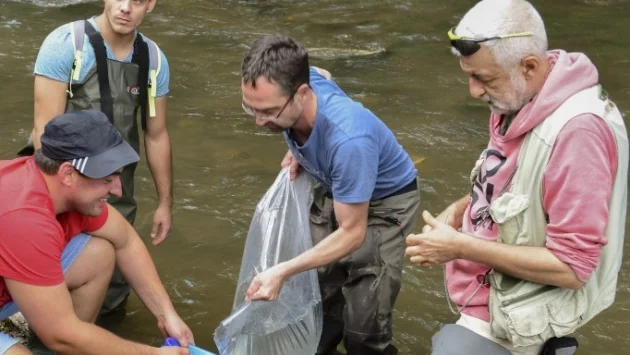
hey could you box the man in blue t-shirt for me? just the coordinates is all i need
[241,35,421,355]
[21,0,173,334]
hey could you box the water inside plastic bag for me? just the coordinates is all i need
[214,169,323,355]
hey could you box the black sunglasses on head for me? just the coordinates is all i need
[447,27,533,56]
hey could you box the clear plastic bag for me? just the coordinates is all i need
[214,169,323,355]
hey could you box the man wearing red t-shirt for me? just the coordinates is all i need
[0,110,192,354]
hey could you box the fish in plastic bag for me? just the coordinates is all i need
[214,168,323,355]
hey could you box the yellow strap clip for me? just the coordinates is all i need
[72,51,83,81]
[148,69,157,117]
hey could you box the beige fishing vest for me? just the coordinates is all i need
[470,84,628,347]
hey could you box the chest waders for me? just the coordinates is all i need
[69,20,150,225]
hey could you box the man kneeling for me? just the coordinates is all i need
[0,110,192,354]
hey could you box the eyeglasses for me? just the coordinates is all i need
[447,27,534,56]
[242,91,295,120]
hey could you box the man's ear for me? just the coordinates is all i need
[147,0,157,13]
[521,55,541,81]
[295,83,310,103]
[58,162,76,187]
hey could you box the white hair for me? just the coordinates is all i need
[452,0,548,69]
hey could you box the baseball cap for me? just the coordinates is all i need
[40,109,139,179]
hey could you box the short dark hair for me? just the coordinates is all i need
[34,149,64,175]
[241,35,310,96]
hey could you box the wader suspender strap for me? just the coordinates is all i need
[73,20,155,131]
[84,21,115,124]
[132,37,150,131]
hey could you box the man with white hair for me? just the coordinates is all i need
[405,0,628,354]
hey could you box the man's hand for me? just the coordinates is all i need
[421,208,456,234]
[245,264,288,301]
[406,211,466,267]
[421,195,470,234]
[157,311,195,347]
[281,150,301,181]
[157,347,190,355]
[151,203,173,245]
[145,96,174,245]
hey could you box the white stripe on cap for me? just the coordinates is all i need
[79,156,88,173]
[72,158,81,170]
[70,157,89,174]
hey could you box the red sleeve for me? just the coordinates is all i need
[58,202,109,240]
[0,209,65,286]
[543,114,618,282]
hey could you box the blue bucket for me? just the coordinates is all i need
[163,337,217,355]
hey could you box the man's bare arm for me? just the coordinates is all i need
[33,76,68,149]
[6,280,159,354]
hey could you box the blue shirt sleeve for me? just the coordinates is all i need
[330,136,379,203]
[155,48,170,97]
[33,24,75,83]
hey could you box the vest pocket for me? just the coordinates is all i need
[505,303,549,339]
[489,192,530,245]
[491,284,587,347]
[546,288,587,335]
